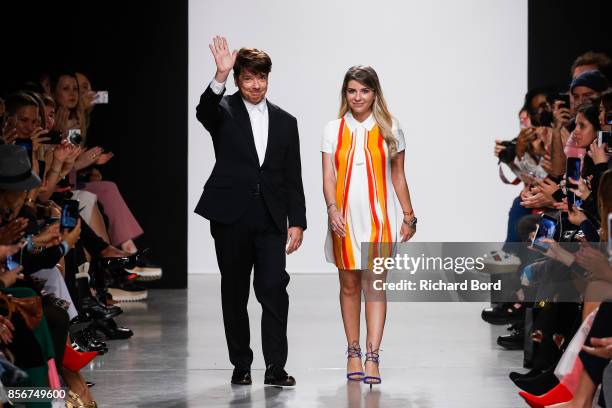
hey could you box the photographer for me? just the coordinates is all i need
[491,89,556,261]
[549,70,609,178]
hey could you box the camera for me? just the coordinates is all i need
[40,130,63,145]
[498,139,517,164]
[67,129,83,146]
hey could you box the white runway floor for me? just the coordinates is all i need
[83,274,525,407]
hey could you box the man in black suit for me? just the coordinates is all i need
[195,36,306,387]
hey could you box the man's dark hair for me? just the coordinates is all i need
[233,48,272,80]
[571,51,612,77]
[5,92,39,116]
[522,86,555,114]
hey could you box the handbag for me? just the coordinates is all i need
[0,292,43,330]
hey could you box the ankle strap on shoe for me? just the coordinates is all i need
[346,341,362,359]
[365,343,381,364]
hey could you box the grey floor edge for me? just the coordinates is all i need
[82,274,526,407]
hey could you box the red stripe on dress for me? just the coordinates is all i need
[365,131,381,243]
[378,134,392,242]
[341,132,356,269]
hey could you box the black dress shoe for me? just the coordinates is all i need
[264,365,296,387]
[94,317,134,340]
[497,327,524,350]
[81,296,123,320]
[481,303,525,325]
[95,249,150,271]
[71,327,108,355]
[231,368,252,385]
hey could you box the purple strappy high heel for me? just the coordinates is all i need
[346,342,364,381]
[363,343,381,388]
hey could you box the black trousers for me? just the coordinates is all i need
[211,194,290,370]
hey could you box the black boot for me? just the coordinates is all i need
[497,325,524,350]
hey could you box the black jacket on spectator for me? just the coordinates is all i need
[194,86,307,232]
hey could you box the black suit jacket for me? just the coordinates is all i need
[194,86,307,232]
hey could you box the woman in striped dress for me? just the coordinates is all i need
[321,65,416,386]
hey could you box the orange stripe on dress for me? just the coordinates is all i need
[334,118,345,171]
[333,123,350,267]
[367,128,384,242]
[332,121,352,269]
[377,132,393,243]
[340,129,357,269]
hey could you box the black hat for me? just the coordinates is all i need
[570,70,609,93]
[0,145,41,190]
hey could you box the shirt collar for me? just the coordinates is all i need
[344,111,375,131]
[242,97,267,114]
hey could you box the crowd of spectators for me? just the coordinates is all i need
[0,71,162,407]
[485,51,612,407]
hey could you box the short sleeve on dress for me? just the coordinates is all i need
[392,118,406,152]
[321,120,338,153]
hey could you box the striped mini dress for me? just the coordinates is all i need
[321,112,406,270]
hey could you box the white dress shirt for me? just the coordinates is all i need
[210,78,269,166]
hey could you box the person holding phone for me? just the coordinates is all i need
[321,66,416,387]
[195,36,306,387]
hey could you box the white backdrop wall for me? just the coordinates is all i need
[188,0,527,274]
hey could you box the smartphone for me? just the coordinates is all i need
[554,93,571,109]
[531,214,558,252]
[40,129,63,145]
[60,200,80,230]
[67,129,82,146]
[92,91,108,105]
[598,131,612,153]
[606,112,612,126]
[566,157,582,209]
[5,256,19,270]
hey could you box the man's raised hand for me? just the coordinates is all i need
[209,36,237,83]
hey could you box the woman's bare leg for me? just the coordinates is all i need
[546,369,596,407]
[339,269,363,376]
[362,269,387,380]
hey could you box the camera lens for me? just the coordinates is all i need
[68,130,82,145]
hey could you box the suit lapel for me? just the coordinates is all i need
[262,101,279,168]
[229,92,259,165]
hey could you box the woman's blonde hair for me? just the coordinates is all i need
[339,65,398,157]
